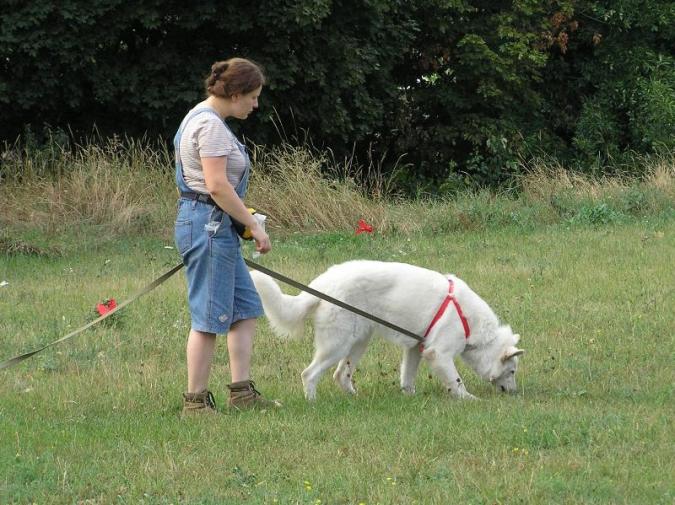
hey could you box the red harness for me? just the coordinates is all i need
[419,278,471,351]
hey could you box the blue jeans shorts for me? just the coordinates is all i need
[174,198,264,334]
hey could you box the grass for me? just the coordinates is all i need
[2,138,674,240]
[1,139,673,502]
[1,217,673,504]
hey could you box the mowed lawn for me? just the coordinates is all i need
[1,219,673,504]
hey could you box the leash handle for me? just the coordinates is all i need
[0,263,184,370]
[244,259,425,343]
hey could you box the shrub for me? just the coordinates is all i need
[0,1,672,190]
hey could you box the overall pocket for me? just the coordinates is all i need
[204,207,225,238]
[175,220,192,255]
[204,207,238,249]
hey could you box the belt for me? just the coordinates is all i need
[180,191,221,210]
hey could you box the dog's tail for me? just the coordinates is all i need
[250,270,320,338]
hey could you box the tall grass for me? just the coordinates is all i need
[519,155,675,223]
[1,137,673,242]
[247,143,389,232]
[2,136,174,236]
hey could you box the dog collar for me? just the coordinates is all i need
[419,277,471,351]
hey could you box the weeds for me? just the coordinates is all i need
[1,138,673,242]
[0,235,62,257]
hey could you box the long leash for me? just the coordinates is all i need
[1,259,425,371]
[244,259,424,343]
[0,263,184,370]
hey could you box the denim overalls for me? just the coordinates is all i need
[174,107,264,334]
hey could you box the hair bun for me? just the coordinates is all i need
[204,58,264,99]
[211,62,229,76]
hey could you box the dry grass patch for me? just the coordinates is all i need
[2,137,175,235]
[521,154,674,204]
[1,139,673,240]
[517,153,674,223]
[248,143,390,233]
[644,155,675,198]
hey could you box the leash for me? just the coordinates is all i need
[0,263,184,370]
[243,259,425,344]
[1,259,432,371]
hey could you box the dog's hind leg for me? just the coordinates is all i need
[333,338,369,395]
[301,330,351,401]
[302,352,349,401]
[400,346,422,394]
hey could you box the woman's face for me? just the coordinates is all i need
[232,86,262,120]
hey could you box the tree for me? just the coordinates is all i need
[1,0,672,188]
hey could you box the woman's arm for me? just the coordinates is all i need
[202,156,271,253]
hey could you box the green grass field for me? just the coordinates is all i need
[1,216,673,504]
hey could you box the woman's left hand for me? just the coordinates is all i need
[250,226,271,254]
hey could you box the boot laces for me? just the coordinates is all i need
[205,390,216,409]
[248,381,261,397]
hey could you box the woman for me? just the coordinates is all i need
[174,57,278,414]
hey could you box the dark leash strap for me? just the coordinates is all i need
[1,259,426,371]
[244,259,424,344]
[0,263,184,370]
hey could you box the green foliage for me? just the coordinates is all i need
[0,0,418,151]
[0,0,673,190]
[631,60,675,151]
[551,1,675,171]
[569,202,624,225]
[573,98,623,165]
[391,1,558,186]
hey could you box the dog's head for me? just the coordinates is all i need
[489,327,524,394]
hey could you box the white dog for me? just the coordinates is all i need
[250,260,523,400]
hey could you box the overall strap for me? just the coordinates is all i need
[220,121,251,198]
[174,108,222,191]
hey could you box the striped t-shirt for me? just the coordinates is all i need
[178,106,247,194]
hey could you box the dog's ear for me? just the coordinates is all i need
[501,347,525,362]
[513,333,521,344]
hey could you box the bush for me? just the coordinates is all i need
[569,202,624,225]
[0,1,673,190]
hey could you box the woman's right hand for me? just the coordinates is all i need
[250,226,271,254]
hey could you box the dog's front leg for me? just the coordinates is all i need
[424,349,478,400]
[400,346,422,394]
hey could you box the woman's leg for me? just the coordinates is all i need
[186,329,217,393]
[227,318,256,382]
[225,318,280,409]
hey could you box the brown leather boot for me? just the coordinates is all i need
[226,380,281,410]
[181,390,217,417]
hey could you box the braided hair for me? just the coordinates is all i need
[205,58,265,98]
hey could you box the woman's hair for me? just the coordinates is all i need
[205,58,265,98]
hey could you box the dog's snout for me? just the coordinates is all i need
[500,385,506,392]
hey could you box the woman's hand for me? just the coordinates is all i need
[202,157,272,253]
[250,225,271,254]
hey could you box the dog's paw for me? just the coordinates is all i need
[401,386,416,395]
[449,389,479,400]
